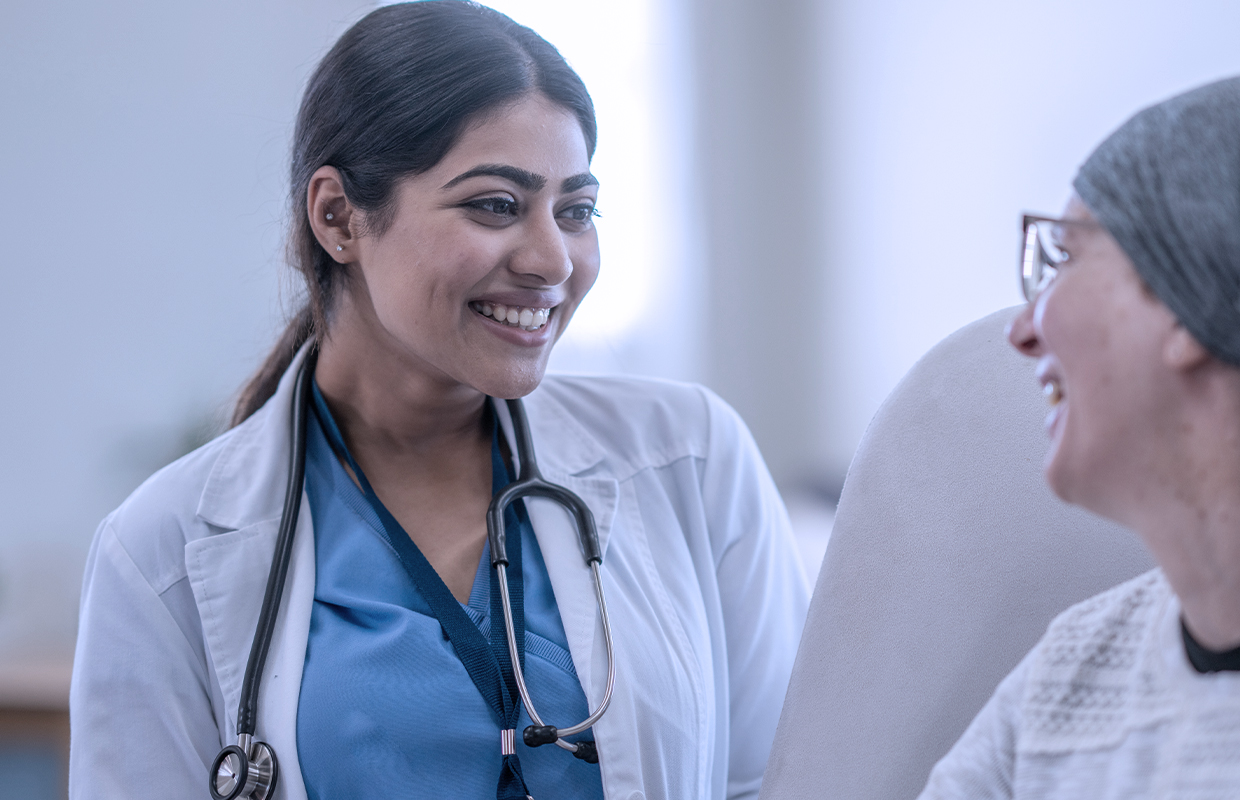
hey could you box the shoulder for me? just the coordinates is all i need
[1019,569,1172,752]
[1041,568,1169,644]
[95,410,264,593]
[1035,568,1169,676]
[530,374,747,476]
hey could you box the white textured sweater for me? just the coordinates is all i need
[918,570,1240,799]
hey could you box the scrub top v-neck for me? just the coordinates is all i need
[296,387,604,799]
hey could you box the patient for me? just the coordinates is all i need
[918,77,1240,798]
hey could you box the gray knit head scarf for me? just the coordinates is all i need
[1073,76,1240,367]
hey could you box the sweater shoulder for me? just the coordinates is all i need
[1019,569,1172,753]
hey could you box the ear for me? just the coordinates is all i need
[1163,324,1211,371]
[307,166,359,263]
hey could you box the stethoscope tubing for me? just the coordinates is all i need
[237,350,314,736]
[496,560,615,747]
[488,397,615,752]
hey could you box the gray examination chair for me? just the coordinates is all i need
[759,307,1154,800]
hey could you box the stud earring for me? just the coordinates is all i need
[336,245,343,252]
[325,213,334,220]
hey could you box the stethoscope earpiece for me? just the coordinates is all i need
[210,736,279,800]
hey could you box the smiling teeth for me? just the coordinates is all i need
[1044,380,1063,406]
[474,302,551,331]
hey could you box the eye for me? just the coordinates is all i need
[558,203,600,230]
[462,196,519,219]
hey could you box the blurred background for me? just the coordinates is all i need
[5,0,1240,793]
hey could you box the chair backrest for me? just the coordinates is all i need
[760,307,1154,800]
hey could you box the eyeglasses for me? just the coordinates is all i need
[1019,214,1100,303]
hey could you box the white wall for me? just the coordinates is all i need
[818,0,1240,476]
[0,0,373,691]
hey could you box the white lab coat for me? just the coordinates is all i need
[69,349,809,800]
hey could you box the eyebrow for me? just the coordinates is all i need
[441,164,598,195]
[442,164,546,192]
[562,172,599,193]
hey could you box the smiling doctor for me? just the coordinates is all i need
[67,3,808,799]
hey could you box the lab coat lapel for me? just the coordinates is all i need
[185,503,314,800]
[187,345,315,800]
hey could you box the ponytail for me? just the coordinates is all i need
[230,305,315,427]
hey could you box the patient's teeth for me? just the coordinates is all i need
[1044,380,1063,406]
[506,308,520,325]
[482,303,492,316]
[492,304,507,322]
[536,309,549,326]
[519,309,534,327]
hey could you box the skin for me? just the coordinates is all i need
[1008,194,1240,650]
[304,94,600,601]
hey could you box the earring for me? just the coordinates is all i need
[336,245,343,252]
[325,213,334,220]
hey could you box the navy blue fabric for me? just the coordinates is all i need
[296,387,604,799]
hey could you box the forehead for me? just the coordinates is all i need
[434,95,591,181]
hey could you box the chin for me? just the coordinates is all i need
[1041,401,1083,505]
[472,360,548,400]
[1043,443,1074,504]
[1043,437,1119,523]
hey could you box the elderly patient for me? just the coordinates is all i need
[919,77,1240,799]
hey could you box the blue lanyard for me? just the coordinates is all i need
[311,384,532,799]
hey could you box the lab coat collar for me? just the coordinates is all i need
[198,357,607,532]
[490,385,607,478]
[196,345,311,531]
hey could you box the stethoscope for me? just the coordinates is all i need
[209,352,616,800]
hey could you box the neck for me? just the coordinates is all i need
[1126,371,1240,650]
[313,292,489,461]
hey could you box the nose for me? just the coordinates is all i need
[1006,302,1042,357]
[510,211,573,286]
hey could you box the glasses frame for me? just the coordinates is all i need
[1019,213,1101,304]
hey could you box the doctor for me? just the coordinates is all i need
[68,3,808,799]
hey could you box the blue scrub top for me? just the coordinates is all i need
[297,389,604,799]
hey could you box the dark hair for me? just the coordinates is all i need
[232,0,596,425]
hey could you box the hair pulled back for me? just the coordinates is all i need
[232,0,596,425]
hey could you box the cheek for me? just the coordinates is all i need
[369,239,489,315]
[569,234,601,296]
[1037,278,1111,376]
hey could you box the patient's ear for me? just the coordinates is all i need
[1163,325,1210,371]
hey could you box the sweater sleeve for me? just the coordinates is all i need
[698,388,812,800]
[916,650,1031,800]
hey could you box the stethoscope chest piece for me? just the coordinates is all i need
[210,735,279,800]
